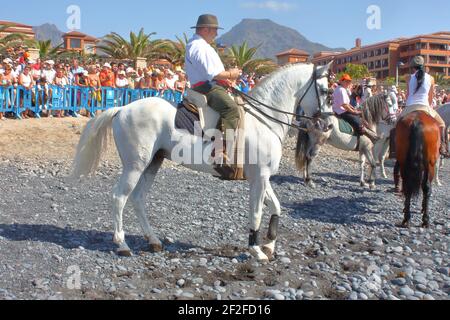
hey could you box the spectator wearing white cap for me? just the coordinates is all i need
[41,60,56,85]
[115,70,129,89]
[126,67,137,89]
[100,63,115,87]
[18,65,34,118]
[165,69,176,91]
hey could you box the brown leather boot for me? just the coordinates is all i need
[361,127,380,144]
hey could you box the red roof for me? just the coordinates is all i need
[276,48,310,57]
[0,20,33,28]
[63,31,98,42]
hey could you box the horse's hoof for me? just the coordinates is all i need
[396,221,409,229]
[382,174,388,179]
[117,249,133,257]
[369,183,376,190]
[261,246,274,261]
[306,181,316,189]
[149,242,164,253]
[249,246,269,262]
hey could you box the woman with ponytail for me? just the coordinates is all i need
[399,55,448,156]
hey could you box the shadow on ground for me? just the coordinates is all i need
[0,224,197,253]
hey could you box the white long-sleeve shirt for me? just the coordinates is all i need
[184,34,225,86]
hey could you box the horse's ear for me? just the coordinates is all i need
[316,60,334,78]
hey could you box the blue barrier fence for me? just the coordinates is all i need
[0,85,184,119]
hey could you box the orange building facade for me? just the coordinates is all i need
[312,32,450,79]
[276,49,310,65]
[0,20,35,40]
[62,31,98,54]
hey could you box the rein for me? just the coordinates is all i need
[231,66,329,133]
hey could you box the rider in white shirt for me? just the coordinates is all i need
[185,14,242,158]
[399,55,447,156]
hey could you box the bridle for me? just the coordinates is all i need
[295,65,332,118]
[232,65,331,132]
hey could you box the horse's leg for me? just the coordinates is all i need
[129,155,164,252]
[421,168,432,228]
[248,175,270,262]
[394,161,401,193]
[379,139,390,179]
[305,158,316,188]
[112,167,147,256]
[435,158,442,186]
[401,192,412,228]
[364,146,377,190]
[262,183,281,259]
[359,152,367,187]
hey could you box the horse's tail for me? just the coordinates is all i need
[73,107,122,178]
[402,119,425,197]
[295,126,309,172]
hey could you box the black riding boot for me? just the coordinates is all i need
[361,127,380,144]
[440,127,449,158]
[389,128,396,159]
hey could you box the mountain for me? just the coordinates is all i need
[217,19,345,60]
[33,23,64,46]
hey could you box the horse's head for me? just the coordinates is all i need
[307,117,333,147]
[296,61,333,117]
[361,94,391,127]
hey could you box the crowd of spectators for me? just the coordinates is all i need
[0,52,192,119]
[0,49,261,120]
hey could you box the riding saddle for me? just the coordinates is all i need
[175,88,246,180]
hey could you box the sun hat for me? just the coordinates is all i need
[103,63,112,68]
[340,74,352,82]
[118,70,126,76]
[411,55,425,68]
[191,14,223,29]
[126,67,135,74]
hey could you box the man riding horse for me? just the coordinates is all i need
[332,73,380,143]
[185,14,242,162]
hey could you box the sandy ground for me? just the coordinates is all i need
[0,117,122,163]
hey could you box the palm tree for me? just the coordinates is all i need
[96,28,170,61]
[228,41,277,76]
[434,73,450,87]
[0,24,26,56]
[27,39,63,59]
[164,33,189,67]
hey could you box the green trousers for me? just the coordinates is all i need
[193,82,240,136]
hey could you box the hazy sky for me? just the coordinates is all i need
[2,0,449,49]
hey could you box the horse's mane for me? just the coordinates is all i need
[251,63,313,94]
[361,94,387,126]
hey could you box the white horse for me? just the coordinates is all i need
[72,62,332,261]
[436,103,450,186]
[296,95,391,189]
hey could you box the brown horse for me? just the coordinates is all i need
[394,111,440,228]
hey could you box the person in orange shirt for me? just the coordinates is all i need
[99,63,115,87]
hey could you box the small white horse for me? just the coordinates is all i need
[296,95,391,189]
[72,62,332,261]
[436,103,450,186]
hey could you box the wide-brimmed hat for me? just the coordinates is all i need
[103,63,112,68]
[411,55,425,68]
[118,70,126,76]
[340,74,352,82]
[191,14,223,29]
